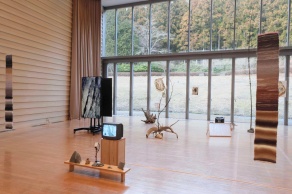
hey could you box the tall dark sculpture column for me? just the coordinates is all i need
[255,33,279,163]
[5,55,13,130]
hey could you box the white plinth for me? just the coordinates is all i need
[208,122,232,137]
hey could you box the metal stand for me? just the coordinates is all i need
[92,142,104,167]
[74,117,102,135]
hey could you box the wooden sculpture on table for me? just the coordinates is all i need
[254,33,279,163]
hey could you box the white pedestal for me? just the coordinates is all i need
[207,122,232,137]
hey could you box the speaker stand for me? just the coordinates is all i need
[74,117,102,135]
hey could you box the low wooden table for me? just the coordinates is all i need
[64,160,130,182]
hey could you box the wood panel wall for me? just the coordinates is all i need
[0,0,72,129]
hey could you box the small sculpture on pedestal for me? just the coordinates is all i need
[92,142,104,167]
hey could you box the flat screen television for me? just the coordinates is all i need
[81,77,101,118]
[81,77,112,118]
[102,123,123,140]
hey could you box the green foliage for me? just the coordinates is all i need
[117,8,132,56]
[117,64,130,72]
[117,63,164,72]
[104,0,289,55]
[151,62,164,72]
[151,2,169,54]
[170,0,188,52]
[104,10,116,56]
[213,65,231,74]
[134,65,147,72]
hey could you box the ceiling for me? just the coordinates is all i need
[102,0,148,7]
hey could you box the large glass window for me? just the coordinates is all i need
[278,56,286,124]
[234,58,257,123]
[289,56,292,124]
[189,59,209,120]
[169,61,186,118]
[104,10,115,56]
[235,0,260,49]
[107,63,114,106]
[102,1,292,125]
[211,59,232,122]
[190,0,211,51]
[151,61,166,118]
[117,7,132,56]
[133,5,149,55]
[261,0,288,46]
[116,63,130,115]
[133,62,148,116]
[212,0,235,50]
[290,10,292,46]
[103,0,291,54]
[169,0,189,53]
[151,2,169,54]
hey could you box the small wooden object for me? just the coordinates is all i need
[64,160,130,182]
[101,138,125,166]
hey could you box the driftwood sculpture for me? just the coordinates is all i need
[145,78,178,139]
[146,124,179,139]
[141,108,157,123]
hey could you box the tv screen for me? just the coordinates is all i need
[81,77,101,118]
[102,123,123,140]
[102,124,117,137]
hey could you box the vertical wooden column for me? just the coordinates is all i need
[5,55,13,130]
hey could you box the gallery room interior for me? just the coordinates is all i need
[1,0,292,193]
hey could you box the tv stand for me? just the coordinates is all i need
[74,117,102,135]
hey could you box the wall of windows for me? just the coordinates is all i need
[235,0,260,49]
[190,0,211,51]
[210,59,232,121]
[116,63,130,115]
[103,0,291,56]
[279,56,286,122]
[170,0,189,53]
[133,5,149,55]
[117,8,132,56]
[169,60,187,118]
[102,0,292,125]
[104,10,115,56]
[151,2,169,54]
[133,62,148,115]
[289,56,292,125]
[234,58,257,123]
[261,0,288,46]
[189,60,209,120]
[151,61,166,117]
[212,0,235,50]
[106,55,292,124]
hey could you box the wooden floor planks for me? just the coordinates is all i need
[0,116,292,193]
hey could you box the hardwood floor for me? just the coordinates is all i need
[0,116,292,194]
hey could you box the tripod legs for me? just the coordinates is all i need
[73,118,102,135]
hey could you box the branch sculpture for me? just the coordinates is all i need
[145,78,179,139]
[141,108,157,124]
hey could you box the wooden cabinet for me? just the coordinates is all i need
[101,138,125,166]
